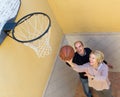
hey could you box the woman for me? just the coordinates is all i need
[66,50,113,97]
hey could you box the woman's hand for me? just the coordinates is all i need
[84,70,95,79]
[65,59,74,67]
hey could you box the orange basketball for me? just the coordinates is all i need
[59,45,74,61]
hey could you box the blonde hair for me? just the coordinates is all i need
[91,50,104,64]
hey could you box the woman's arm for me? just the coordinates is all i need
[66,59,89,72]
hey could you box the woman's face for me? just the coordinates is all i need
[89,53,98,66]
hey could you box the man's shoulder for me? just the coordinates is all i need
[85,47,92,52]
[74,48,91,56]
[85,47,91,50]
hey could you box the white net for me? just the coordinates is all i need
[24,27,52,57]
[13,13,52,57]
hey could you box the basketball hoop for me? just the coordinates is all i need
[4,12,52,57]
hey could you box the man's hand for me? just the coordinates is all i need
[107,64,113,69]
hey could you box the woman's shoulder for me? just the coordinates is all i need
[101,62,108,70]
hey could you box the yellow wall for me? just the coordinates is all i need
[48,0,120,33]
[0,0,63,97]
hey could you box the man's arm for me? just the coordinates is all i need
[103,60,113,69]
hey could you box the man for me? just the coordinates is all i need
[66,41,113,97]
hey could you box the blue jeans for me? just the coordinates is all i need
[80,77,92,97]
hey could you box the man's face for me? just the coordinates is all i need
[74,42,84,55]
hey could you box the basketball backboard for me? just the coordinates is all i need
[0,0,21,44]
